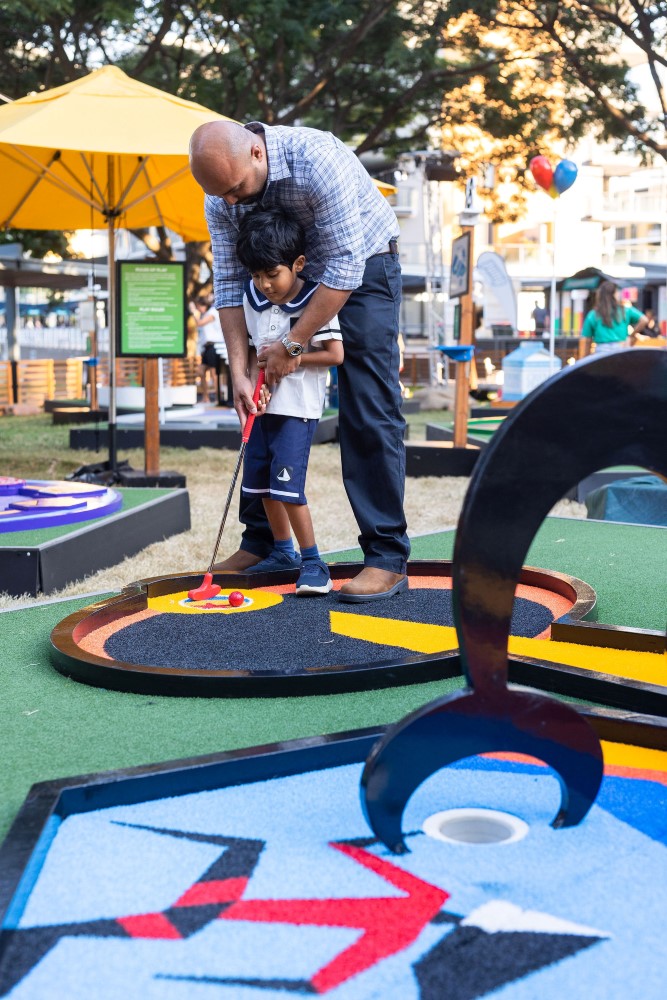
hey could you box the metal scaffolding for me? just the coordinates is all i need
[413,151,459,384]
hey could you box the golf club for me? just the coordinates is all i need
[188,371,266,601]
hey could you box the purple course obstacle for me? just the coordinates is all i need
[0,478,123,532]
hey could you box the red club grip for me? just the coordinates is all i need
[242,370,266,443]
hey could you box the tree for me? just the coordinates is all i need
[0,1,573,155]
[0,229,73,259]
[448,2,665,163]
[2,2,662,233]
[430,1,666,220]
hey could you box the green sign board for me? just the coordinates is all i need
[561,276,600,291]
[117,261,186,357]
[453,302,461,341]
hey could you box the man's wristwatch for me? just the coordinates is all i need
[280,334,303,357]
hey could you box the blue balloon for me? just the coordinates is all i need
[553,159,578,194]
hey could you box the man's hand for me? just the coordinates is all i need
[233,372,263,434]
[257,341,301,386]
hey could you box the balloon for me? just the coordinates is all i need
[547,184,559,199]
[553,159,578,194]
[529,155,553,191]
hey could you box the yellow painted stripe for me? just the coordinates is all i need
[601,741,667,775]
[329,612,665,686]
[329,613,667,776]
[508,636,666,687]
[329,611,457,654]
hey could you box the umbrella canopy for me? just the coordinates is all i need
[0,65,394,233]
[0,65,227,239]
[375,178,398,198]
[0,65,231,471]
[0,65,395,472]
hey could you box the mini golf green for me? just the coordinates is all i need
[0,487,175,548]
[0,517,664,844]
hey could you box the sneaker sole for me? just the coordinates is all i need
[296,579,334,596]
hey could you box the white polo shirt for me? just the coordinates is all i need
[243,278,342,419]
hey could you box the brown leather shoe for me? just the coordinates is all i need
[212,549,263,572]
[338,567,408,603]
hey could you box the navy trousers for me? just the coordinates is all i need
[238,252,410,573]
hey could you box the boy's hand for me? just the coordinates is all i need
[257,383,271,414]
[257,341,301,386]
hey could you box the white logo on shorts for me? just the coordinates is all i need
[277,467,292,482]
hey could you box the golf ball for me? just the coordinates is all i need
[228,591,245,607]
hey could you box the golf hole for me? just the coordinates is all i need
[423,808,529,845]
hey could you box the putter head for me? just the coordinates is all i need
[187,572,221,601]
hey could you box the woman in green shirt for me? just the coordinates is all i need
[581,280,648,355]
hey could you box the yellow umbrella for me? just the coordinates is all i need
[0,65,229,470]
[0,64,392,234]
[0,65,222,238]
[0,66,394,469]
[374,178,398,198]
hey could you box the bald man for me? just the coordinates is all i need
[190,120,409,602]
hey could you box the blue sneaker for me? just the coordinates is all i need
[244,549,302,574]
[296,559,333,596]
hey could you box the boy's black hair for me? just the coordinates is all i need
[236,206,306,272]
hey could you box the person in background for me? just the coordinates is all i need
[531,301,549,335]
[195,295,232,404]
[581,281,648,355]
[642,308,660,338]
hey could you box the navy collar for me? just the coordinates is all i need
[244,278,319,313]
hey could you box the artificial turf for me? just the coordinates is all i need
[332,516,667,632]
[0,517,664,844]
[0,593,459,844]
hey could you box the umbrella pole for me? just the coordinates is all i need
[106,157,118,473]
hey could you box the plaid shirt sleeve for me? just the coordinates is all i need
[204,125,397,304]
[204,195,247,309]
[305,147,368,290]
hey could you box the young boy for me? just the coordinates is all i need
[237,207,344,595]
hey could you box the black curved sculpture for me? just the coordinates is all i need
[361,349,667,853]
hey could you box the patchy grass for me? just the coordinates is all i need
[0,407,586,610]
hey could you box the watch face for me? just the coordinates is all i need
[282,337,302,356]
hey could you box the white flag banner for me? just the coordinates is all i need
[475,252,518,330]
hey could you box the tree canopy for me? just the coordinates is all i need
[452,2,665,160]
[0,1,663,237]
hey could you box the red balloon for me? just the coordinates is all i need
[529,156,553,191]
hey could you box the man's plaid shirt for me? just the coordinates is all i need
[204,122,400,309]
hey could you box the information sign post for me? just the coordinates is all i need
[449,227,474,447]
[117,261,186,359]
[116,261,186,483]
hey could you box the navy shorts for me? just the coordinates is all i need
[242,413,317,505]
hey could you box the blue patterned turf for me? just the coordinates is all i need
[3,755,665,999]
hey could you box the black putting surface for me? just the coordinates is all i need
[104,588,553,674]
